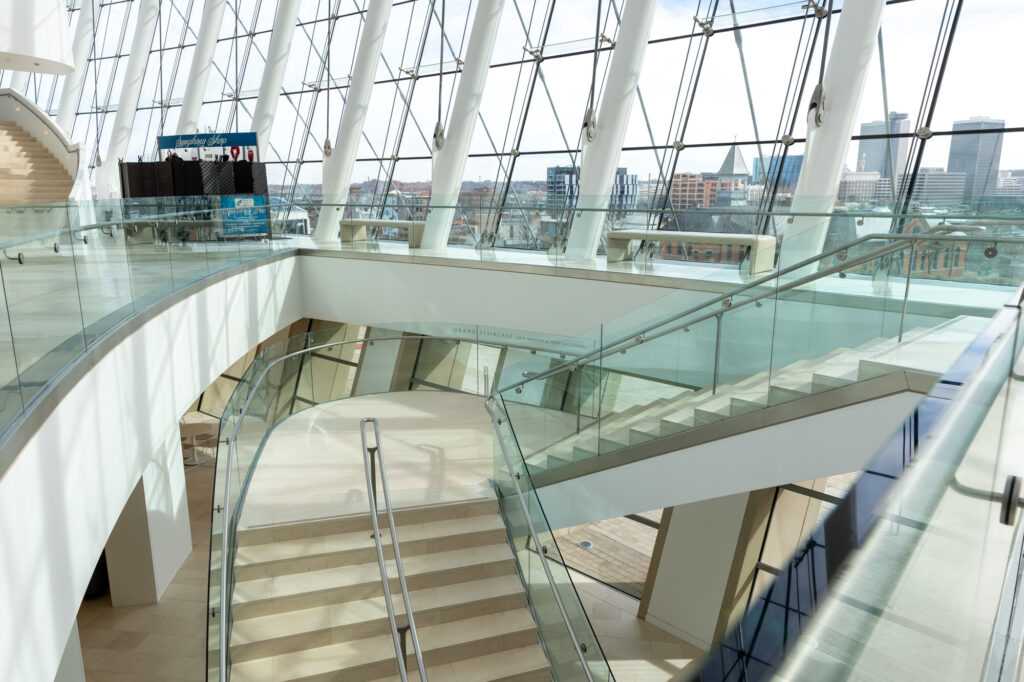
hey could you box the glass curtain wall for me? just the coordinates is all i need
[2,0,1021,254]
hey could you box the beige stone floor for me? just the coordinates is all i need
[239,392,495,529]
[571,567,704,681]
[76,455,213,681]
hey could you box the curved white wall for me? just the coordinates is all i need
[0,257,303,682]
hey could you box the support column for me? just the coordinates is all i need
[175,0,227,134]
[56,0,97,134]
[418,0,505,251]
[93,0,160,198]
[8,71,29,93]
[313,0,393,242]
[779,0,885,269]
[352,328,419,396]
[563,0,657,261]
[249,0,302,158]
[640,485,824,651]
[105,431,192,606]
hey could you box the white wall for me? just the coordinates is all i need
[0,258,303,682]
[298,255,698,337]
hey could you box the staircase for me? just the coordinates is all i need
[0,121,74,206]
[521,315,987,479]
[226,498,551,681]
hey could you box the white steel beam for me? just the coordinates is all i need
[57,0,97,134]
[94,0,161,197]
[563,0,657,261]
[176,0,227,134]
[313,0,393,242]
[250,0,302,157]
[780,0,886,269]
[419,0,505,251]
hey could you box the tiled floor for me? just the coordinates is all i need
[76,456,213,682]
[571,567,704,681]
[555,512,662,598]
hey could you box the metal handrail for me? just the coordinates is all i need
[497,229,1024,394]
[485,397,598,682]
[360,418,428,682]
[214,332,599,679]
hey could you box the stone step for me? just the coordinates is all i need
[232,542,516,619]
[236,498,497,547]
[234,513,507,581]
[230,574,526,663]
[229,609,539,682]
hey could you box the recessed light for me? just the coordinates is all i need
[578,540,593,549]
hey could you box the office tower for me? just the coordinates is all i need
[857,112,911,178]
[947,116,1006,200]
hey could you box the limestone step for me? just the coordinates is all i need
[232,542,516,619]
[369,645,550,682]
[236,498,497,547]
[234,513,508,580]
[229,609,539,682]
[230,574,526,662]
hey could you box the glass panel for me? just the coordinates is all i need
[0,212,85,403]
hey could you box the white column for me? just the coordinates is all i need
[93,0,160,198]
[779,0,885,269]
[249,0,302,158]
[105,431,192,606]
[418,0,505,251]
[563,0,657,261]
[8,71,29,93]
[56,0,97,134]
[175,0,226,134]
[312,0,393,242]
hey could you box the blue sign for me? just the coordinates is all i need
[157,132,259,150]
[219,194,269,236]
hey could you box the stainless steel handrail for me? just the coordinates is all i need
[215,333,596,680]
[485,397,598,682]
[360,418,428,682]
[982,512,1024,681]
[497,229,1024,394]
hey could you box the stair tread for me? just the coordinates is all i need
[231,574,525,647]
[237,499,498,546]
[236,514,506,568]
[229,609,538,681]
[369,645,550,682]
[233,543,514,607]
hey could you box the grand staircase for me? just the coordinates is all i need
[227,498,551,681]
[0,121,74,206]
[521,315,987,479]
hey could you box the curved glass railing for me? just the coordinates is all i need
[207,327,614,681]
[0,196,309,459]
[490,228,1024,480]
[699,283,1024,680]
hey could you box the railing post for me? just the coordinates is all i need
[713,314,723,394]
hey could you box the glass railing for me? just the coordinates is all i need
[489,227,1024,480]
[206,327,613,681]
[310,192,1024,279]
[700,280,1024,681]
[0,196,311,462]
